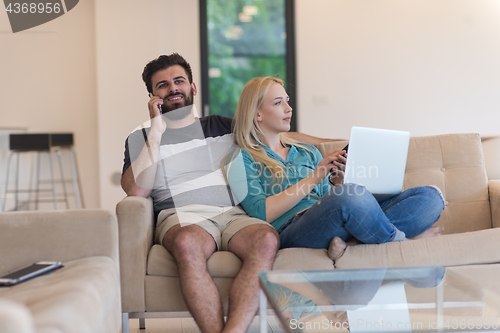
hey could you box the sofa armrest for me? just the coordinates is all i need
[489,180,500,228]
[0,209,119,274]
[116,196,155,313]
[317,141,349,157]
[0,299,35,333]
[482,136,500,179]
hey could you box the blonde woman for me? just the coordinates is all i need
[226,77,445,261]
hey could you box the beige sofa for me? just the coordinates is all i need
[0,210,122,333]
[117,133,500,331]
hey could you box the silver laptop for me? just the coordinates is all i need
[343,126,410,201]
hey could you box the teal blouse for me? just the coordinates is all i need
[227,143,331,230]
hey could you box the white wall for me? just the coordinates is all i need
[295,0,500,139]
[0,0,99,209]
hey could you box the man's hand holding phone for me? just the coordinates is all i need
[148,93,166,134]
[148,93,163,117]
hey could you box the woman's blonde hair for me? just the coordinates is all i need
[231,76,310,184]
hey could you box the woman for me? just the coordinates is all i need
[225,77,445,261]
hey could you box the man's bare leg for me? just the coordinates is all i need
[163,224,223,333]
[223,224,279,333]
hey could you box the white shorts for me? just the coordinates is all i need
[155,204,272,251]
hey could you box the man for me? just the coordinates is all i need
[121,53,327,332]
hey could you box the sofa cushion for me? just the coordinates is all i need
[0,257,121,333]
[147,245,338,278]
[147,244,242,278]
[335,228,500,269]
[147,244,336,280]
[405,133,490,233]
[273,248,335,271]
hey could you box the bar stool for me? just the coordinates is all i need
[1,133,85,211]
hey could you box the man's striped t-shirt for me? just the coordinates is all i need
[122,115,238,219]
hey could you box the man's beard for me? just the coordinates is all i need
[161,89,194,121]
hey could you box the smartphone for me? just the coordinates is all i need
[0,261,63,287]
[149,93,162,113]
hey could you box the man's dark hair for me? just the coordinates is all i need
[142,53,193,93]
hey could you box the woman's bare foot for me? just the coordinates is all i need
[328,237,347,261]
[409,226,444,240]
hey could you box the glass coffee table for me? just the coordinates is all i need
[259,265,500,333]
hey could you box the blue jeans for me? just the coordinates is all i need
[277,184,445,249]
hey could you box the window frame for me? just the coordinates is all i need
[199,0,297,132]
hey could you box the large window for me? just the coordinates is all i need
[200,0,296,131]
